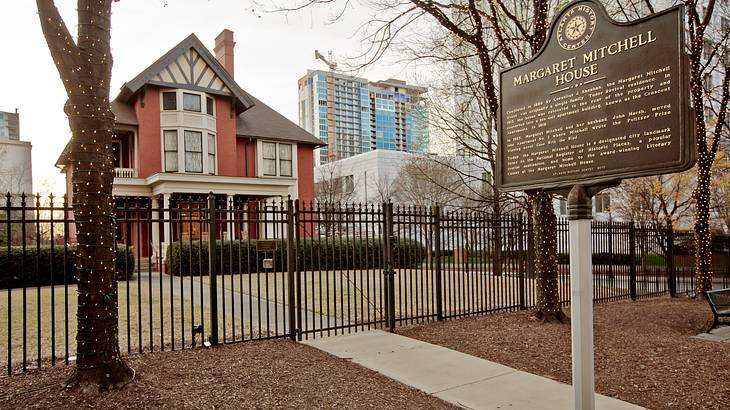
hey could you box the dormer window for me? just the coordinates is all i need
[183,93,202,112]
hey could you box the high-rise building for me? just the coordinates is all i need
[298,70,429,165]
[0,110,32,195]
[0,110,20,141]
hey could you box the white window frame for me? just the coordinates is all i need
[163,129,179,172]
[257,140,298,178]
[207,133,217,175]
[161,127,217,174]
[159,89,216,119]
[184,130,204,173]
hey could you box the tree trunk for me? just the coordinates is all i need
[531,191,566,322]
[37,0,133,389]
[694,153,714,294]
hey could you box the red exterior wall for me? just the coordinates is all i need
[216,98,237,176]
[135,86,161,178]
[235,139,246,177]
[246,139,256,176]
[234,138,257,177]
[297,145,315,204]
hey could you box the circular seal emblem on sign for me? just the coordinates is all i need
[557,4,597,50]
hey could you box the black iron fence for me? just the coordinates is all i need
[1,193,729,374]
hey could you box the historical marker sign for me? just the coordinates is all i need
[497,1,694,192]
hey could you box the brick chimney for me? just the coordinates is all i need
[214,29,235,77]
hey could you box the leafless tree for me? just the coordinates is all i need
[392,155,465,207]
[611,172,695,229]
[315,160,357,205]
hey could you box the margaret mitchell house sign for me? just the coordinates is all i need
[497,1,695,192]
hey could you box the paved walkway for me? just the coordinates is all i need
[693,325,730,343]
[303,330,643,410]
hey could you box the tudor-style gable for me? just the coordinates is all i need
[116,33,254,114]
[153,48,231,95]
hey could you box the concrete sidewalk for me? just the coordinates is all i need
[303,330,643,410]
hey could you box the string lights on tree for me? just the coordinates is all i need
[36,0,133,388]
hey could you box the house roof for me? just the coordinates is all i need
[116,34,255,114]
[236,95,323,146]
[55,141,70,168]
[112,99,137,125]
[56,99,138,167]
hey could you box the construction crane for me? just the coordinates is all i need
[314,50,338,71]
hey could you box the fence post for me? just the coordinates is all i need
[286,197,296,341]
[629,222,637,301]
[432,205,443,321]
[517,215,526,310]
[207,192,219,346]
[527,216,535,279]
[667,225,676,297]
[383,202,396,332]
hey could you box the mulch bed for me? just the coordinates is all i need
[0,339,454,409]
[399,297,730,410]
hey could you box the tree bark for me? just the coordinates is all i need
[37,0,133,389]
[531,191,566,322]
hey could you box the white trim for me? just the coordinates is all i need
[160,126,217,175]
[159,89,216,119]
[113,173,296,198]
[256,140,298,179]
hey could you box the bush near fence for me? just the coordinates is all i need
[0,246,135,289]
[555,252,666,265]
[166,239,426,276]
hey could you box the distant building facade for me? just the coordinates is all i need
[314,150,488,206]
[0,110,32,195]
[298,70,429,165]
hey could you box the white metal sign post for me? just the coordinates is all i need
[568,185,595,410]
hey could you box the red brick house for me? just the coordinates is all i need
[56,30,321,258]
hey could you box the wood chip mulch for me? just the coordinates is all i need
[0,339,455,409]
[398,297,730,410]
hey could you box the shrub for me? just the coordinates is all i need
[166,238,426,276]
[0,245,135,289]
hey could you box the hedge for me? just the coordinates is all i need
[556,252,666,265]
[166,239,426,276]
[0,246,135,289]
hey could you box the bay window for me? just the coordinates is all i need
[183,93,201,112]
[163,130,178,172]
[184,130,203,173]
[207,133,216,175]
[162,92,177,110]
[206,97,214,116]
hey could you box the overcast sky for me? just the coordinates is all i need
[0,0,424,195]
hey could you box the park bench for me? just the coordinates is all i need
[704,288,730,331]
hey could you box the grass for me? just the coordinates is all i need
[202,268,546,322]
[0,278,219,371]
[0,265,669,372]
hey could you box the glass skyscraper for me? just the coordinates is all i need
[298,70,429,164]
